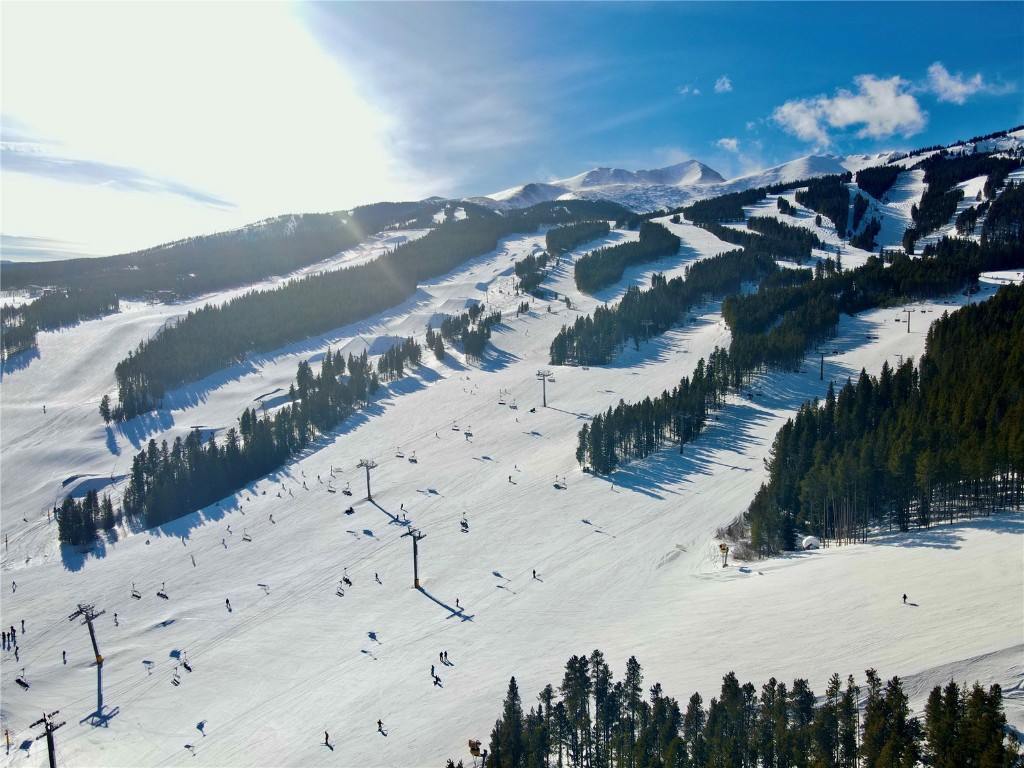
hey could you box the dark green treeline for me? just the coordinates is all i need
[467,651,1018,768]
[746,282,1024,554]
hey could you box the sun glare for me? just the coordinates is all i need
[1,3,416,256]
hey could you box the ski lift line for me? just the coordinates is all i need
[72,466,636,733]
[51,404,555,729]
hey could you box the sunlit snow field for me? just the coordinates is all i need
[1,216,1021,767]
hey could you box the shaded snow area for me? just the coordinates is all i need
[1,218,1021,767]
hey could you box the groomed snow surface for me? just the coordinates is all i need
[1,219,1022,767]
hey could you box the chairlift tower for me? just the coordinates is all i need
[536,369,552,407]
[401,528,426,588]
[903,308,915,333]
[68,603,105,666]
[357,459,377,500]
[815,347,834,381]
[30,710,65,768]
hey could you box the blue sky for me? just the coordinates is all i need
[2,2,1021,260]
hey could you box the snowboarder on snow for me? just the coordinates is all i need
[324,731,329,745]
[225,598,231,610]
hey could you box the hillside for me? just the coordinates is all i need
[1,193,1021,765]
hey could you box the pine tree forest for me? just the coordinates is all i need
[59,342,428,540]
[460,650,1019,768]
[746,282,1024,554]
[108,199,627,421]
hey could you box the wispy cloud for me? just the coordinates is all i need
[677,84,701,97]
[714,76,732,94]
[2,142,235,208]
[773,74,926,147]
[926,62,1013,104]
[716,138,740,153]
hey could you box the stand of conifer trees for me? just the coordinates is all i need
[574,222,681,294]
[546,221,612,256]
[1,287,119,360]
[551,250,777,366]
[58,342,429,541]
[469,651,1018,768]
[746,282,1024,554]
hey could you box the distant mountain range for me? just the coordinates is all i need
[474,155,894,213]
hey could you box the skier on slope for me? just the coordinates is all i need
[902,593,907,604]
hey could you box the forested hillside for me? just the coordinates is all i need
[746,282,1024,553]
[109,199,628,420]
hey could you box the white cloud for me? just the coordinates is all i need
[714,75,732,94]
[773,74,926,147]
[677,85,701,97]
[716,138,740,153]
[927,62,993,104]
[773,100,833,146]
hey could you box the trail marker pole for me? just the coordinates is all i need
[357,459,377,500]
[401,528,426,588]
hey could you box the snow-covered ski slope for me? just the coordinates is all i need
[1,214,1022,767]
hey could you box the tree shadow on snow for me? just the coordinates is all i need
[0,345,40,378]
[115,410,176,451]
[865,514,1024,551]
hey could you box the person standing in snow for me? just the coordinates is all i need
[324,731,329,745]
[902,593,907,604]
[225,598,231,610]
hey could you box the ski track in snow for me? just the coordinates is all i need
[1,214,1022,767]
